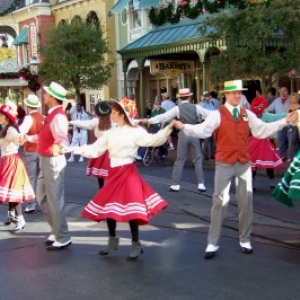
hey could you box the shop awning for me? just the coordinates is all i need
[13,27,28,46]
[139,0,160,9]
[108,0,130,16]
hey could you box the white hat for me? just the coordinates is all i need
[24,94,41,108]
[221,80,248,93]
[110,99,136,126]
[203,91,210,96]
[161,92,169,98]
[43,82,67,101]
[177,88,193,98]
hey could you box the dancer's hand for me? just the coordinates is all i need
[59,145,73,154]
[174,120,185,130]
[139,118,149,124]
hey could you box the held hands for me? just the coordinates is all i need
[168,119,178,129]
[286,111,299,124]
[139,118,150,125]
[173,120,185,130]
[59,145,74,154]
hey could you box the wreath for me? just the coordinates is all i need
[18,67,41,92]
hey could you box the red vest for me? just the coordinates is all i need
[24,112,45,152]
[215,106,250,165]
[36,107,67,157]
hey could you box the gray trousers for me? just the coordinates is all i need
[172,131,204,185]
[208,161,253,246]
[36,155,71,243]
[22,151,39,206]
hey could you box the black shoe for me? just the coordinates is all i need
[204,251,216,259]
[46,241,72,251]
[241,247,253,254]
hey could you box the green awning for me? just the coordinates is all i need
[13,27,28,45]
[108,0,130,16]
[139,0,160,9]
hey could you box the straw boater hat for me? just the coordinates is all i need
[24,94,41,108]
[43,82,67,101]
[0,104,17,123]
[177,88,193,98]
[221,80,248,93]
[110,98,135,126]
[94,101,111,117]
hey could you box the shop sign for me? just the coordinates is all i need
[150,59,195,77]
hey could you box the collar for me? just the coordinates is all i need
[48,105,62,114]
[180,100,189,104]
[28,109,38,114]
[225,102,240,114]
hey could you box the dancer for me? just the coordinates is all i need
[0,104,35,232]
[249,94,286,190]
[34,82,72,250]
[69,101,112,189]
[66,99,174,260]
[19,94,44,213]
[173,79,298,259]
[140,88,211,192]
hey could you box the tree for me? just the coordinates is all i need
[39,18,113,101]
[200,0,300,92]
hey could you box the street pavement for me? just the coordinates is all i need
[0,154,300,300]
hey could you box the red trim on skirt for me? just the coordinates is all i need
[86,150,110,178]
[0,154,35,203]
[82,163,168,225]
[249,137,283,170]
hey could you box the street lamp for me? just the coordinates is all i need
[29,56,39,75]
[288,68,299,93]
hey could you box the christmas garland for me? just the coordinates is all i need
[149,0,262,27]
[18,67,41,92]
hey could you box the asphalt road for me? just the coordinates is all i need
[0,158,299,300]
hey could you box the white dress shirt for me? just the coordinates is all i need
[183,103,288,139]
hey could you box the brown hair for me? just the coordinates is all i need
[110,101,134,127]
[98,114,111,131]
[0,117,19,138]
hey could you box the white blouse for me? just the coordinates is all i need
[73,125,172,167]
[0,127,20,157]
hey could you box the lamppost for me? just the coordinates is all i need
[288,69,299,93]
[29,56,39,75]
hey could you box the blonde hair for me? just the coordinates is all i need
[290,92,299,103]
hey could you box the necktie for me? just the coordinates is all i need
[233,107,239,121]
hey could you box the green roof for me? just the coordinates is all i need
[119,16,212,52]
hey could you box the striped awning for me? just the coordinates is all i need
[13,27,28,46]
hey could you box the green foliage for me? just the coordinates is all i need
[199,0,300,88]
[0,0,21,17]
[39,18,112,98]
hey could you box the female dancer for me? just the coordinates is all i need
[68,99,174,260]
[249,95,286,190]
[0,104,35,232]
[69,101,112,189]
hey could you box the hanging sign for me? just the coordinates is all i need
[150,59,195,77]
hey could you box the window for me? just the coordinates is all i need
[131,0,141,29]
[121,9,127,26]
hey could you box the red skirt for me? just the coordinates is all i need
[249,137,283,170]
[0,154,35,203]
[82,163,168,225]
[86,150,110,178]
